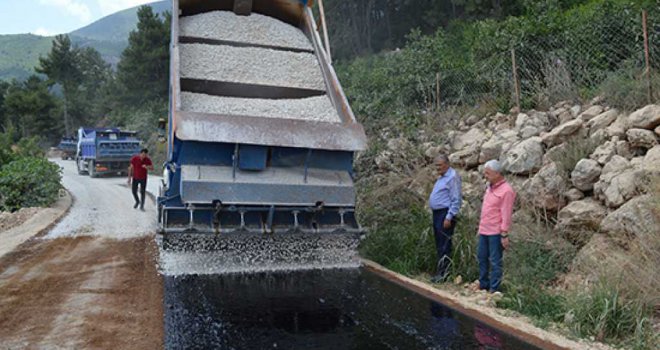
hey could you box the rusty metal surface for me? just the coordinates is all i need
[174,110,367,151]
[178,36,314,53]
[180,165,355,205]
[302,8,359,124]
[180,79,325,99]
[180,0,304,26]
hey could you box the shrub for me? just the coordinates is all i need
[564,281,656,348]
[0,157,62,212]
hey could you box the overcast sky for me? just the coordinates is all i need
[0,0,158,36]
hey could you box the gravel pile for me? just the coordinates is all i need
[180,43,325,91]
[180,11,313,51]
[181,92,341,123]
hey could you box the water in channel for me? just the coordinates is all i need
[164,268,538,349]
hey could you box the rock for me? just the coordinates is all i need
[557,198,608,231]
[594,168,637,208]
[541,119,584,147]
[655,125,660,137]
[478,129,519,164]
[569,234,629,284]
[589,129,609,143]
[558,110,573,124]
[571,159,602,191]
[590,140,616,165]
[564,188,585,202]
[449,144,481,168]
[501,137,544,175]
[600,194,659,242]
[386,137,411,153]
[614,140,634,159]
[570,105,581,117]
[451,128,489,151]
[578,105,604,121]
[601,155,630,176]
[543,143,567,165]
[586,109,619,135]
[626,128,658,149]
[628,104,660,130]
[629,156,644,168]
[423,143,444,160]
[375,151,393,170]
[605,114,631,139]
[642,145,660,168]
[515,111,552,138]
[521,162,566,210]
[465,114,480,126]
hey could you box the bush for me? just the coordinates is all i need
[565,281,657,349]
[0,157,62,212]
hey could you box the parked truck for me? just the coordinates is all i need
[159,0,368,252]
[76,127,142,178]
[56,137,77,160]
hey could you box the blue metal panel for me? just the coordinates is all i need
[238,145,267,171]
[178,141,234,166]
[271,147,353,172]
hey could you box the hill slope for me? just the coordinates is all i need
[0,0,170,81]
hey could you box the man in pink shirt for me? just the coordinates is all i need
[477,160,516,293]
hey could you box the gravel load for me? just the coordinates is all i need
[180,43,326,91]
[180,11,313,51]
[181,92,341,123]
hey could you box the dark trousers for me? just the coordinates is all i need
[432,208,456,278]
[132,178,147,207]
[477,234,503,292]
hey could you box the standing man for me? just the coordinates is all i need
[128,148,154,211]
[429,154,462,283]
[477,160,516,293]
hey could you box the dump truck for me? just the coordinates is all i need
[159,0,368,253]
[76,127,142,177]
[56,137,77,160]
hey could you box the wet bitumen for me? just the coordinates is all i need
[164,268,539,350]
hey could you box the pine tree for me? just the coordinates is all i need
[116,6,171,108]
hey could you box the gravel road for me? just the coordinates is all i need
[46,159,159,239]
[0,159,164,348]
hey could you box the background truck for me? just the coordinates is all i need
[56,137,77,160]
[76,127,142,178]
[159,0,367,250]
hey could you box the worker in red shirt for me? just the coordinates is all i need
[128,148,154,211]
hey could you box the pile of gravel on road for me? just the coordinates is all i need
[180,11,313,51]
[181,92,341,123]
[180,43,325,91]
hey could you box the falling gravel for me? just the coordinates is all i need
[156,234,360,276]
[180,11,313,51]
[180,43,325,91]
[181,92,341,123]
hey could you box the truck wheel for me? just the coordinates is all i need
[89,160,98,178]
[77,158,86,175]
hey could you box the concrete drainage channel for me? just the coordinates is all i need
[162,264,547,349]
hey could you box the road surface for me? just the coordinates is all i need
[0,159,164,349]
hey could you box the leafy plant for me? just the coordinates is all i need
[0,157,62,211]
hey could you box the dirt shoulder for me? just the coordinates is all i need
[0,190,72,259]
[0,236,163,349]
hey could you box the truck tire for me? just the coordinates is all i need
[89,160,98,178]
[77,158,87,175]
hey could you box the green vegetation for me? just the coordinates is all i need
[0,130,61,212]
[0,5,170,211]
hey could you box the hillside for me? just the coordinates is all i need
[0,0,170,81]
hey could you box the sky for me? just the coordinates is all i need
[0,0,157,36]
